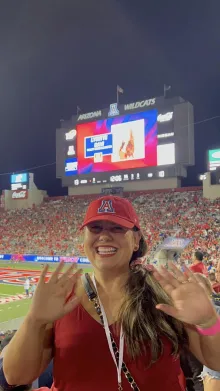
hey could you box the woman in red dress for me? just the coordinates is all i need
[3,196,220,390]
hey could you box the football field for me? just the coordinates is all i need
[0,262,92,323]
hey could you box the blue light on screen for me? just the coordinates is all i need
[11,173,28,184]
[65,158,78,176]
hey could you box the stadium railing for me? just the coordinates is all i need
[0,317,25,332]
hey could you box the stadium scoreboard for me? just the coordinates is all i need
[56,96,195,187]
[208,149,220,171]
[10,173,29,190]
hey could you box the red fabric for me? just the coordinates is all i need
[190,262,208,275]
[212,283,220,293]
[81,195,140,230]
[52,304,185,391]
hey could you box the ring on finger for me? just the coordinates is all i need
[177,276,186,282]
[177,277,188,283]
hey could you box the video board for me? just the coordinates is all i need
[65,109,157,177]
[56,96,195,187]
[10,173,29,190]
[208,149,220,171]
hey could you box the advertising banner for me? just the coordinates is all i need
[12,190,28,200]
[0,254,89,263]
[158,237,191,251]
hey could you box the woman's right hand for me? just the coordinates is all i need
[28,262,81,325]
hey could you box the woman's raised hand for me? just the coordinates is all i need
[28,262,81,325]
[152,262,217,327]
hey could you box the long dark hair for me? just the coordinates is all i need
[118,234,188,363]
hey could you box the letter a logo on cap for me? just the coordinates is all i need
[98,200,115,214]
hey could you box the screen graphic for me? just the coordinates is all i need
[65,158,78,176]
[10,173,29,190]
[70,109,157,176]
[11,173,28,184]
[208,149,220,171]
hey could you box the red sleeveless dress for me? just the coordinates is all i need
[52,304,185,391]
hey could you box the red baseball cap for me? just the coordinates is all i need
[81,196,141,230]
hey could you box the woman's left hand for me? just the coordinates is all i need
[152,262,217,327]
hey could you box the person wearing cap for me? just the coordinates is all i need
[3,196,220,390]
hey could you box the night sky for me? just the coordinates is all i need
[0,0,220,196]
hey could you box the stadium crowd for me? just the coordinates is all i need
[0,189,220,390]
[0,189,219,262]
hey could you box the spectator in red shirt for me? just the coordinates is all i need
[208,272,220,293]
[190,251,208,275]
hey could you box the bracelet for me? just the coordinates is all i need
[196,317,220,336]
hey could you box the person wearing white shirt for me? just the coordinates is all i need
[24,278,30,297]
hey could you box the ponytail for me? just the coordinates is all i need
[118,235,188,363]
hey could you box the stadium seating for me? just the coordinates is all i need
[128,190,220,263]
[0,189,219,263]
[0,189,220,389]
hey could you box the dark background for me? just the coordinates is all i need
[0,0,220,196]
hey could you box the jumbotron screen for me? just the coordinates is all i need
[65,109,160,176]
[57,95,195,186]
[10,173,29,190]
[208,149,220,171]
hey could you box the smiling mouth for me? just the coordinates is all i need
[96,246,117,255]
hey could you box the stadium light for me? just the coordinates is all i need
[199,174,207,181]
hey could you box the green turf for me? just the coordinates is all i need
[0,261,92,273]
[0,262,92,323]
[0,299,31,322]
[0,284,24,295]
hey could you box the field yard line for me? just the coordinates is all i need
[1,283,24,287]
[0,268,53,274]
